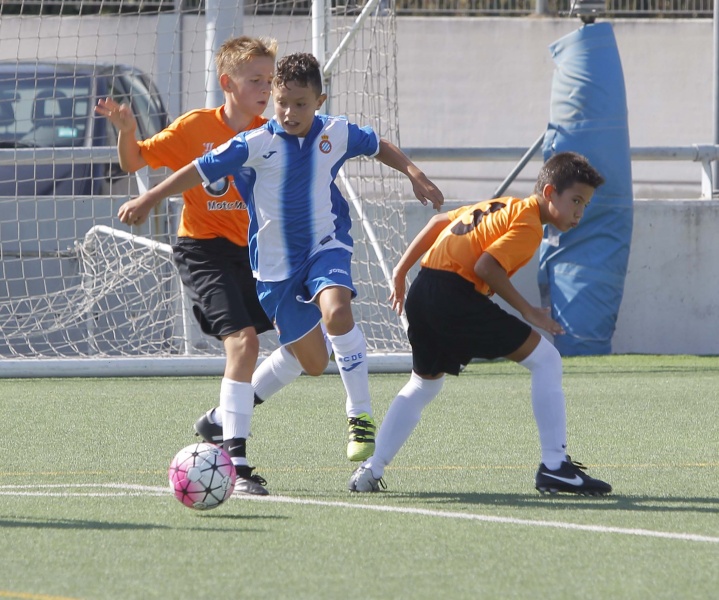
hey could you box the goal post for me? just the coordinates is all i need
[0,0,413,377]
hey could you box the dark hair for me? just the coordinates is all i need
[534,151,605,195]
[273,52,323,96]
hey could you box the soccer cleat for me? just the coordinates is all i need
[348,465,386,493]
[234,466,269,496]
[535,456,612,496]
[193,395,265,445]
[346,413,376,461]
[193,411,223,445]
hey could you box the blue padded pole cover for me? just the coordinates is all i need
[539,22,633,355]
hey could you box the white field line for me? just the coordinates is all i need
[0,483,168,498]
[1,483,717,545]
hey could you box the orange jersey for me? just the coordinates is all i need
[138,108,266,247]
[421,195,543,295]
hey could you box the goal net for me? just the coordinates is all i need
[0,0,411,376]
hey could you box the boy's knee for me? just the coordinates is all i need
[320,294,355,335]
[223,328,260,360]
[320,303,354,335]
[520,335,562,375]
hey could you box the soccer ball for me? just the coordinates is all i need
[168,442,236,510]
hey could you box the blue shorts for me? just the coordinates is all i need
[256,248,356,345]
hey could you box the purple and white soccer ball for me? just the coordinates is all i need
[169,442,236,510]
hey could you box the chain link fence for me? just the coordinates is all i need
[1,0,714,17]
[393,0,712,16]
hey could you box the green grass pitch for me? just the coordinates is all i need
[0,355,717,599]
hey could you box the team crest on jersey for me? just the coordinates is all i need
[318,135,332,154]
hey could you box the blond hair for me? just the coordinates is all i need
[214,36,278,78]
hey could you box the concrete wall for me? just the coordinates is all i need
[613,199,719,354]
[395,17,713,201]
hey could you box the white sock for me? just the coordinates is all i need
[328,325,372,417]
[209,346,303,428]
[364,372,444,479]
[519,336,567,470]
[206,408,220,425]
[252,345,303,402]
[219,378,254,467]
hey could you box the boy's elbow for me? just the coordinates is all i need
[474,264,489,281]
[118,155,145,174]
[118,161,136,174]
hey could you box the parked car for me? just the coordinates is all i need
[0,61,170,196]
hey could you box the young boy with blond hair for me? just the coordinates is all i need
[97,36,304,496]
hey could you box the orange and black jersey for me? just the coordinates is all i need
[138,107,266,247]
[421,195,543,296]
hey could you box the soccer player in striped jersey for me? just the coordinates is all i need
[117,52,444,474]
[99,37,302,496]
[348,152,613,496]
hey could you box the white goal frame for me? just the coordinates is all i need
[2,221,410,377]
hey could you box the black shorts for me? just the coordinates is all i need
[405,268,532,376]
[172,237,273,340]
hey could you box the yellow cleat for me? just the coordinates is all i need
[346,412,376,461]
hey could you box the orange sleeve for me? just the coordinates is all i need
[483,210,543,276]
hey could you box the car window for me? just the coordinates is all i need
[126,74,167,139]
[0,70,91,148]
[104,72,166,142]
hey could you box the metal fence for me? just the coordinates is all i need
[2,0,714,17]
[393,0,714,16]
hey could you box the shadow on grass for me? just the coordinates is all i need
[0,516,172,530]
[198,513,289,522]
[383,492,719,513]
[0,513,288,531]
[463,366,719,378]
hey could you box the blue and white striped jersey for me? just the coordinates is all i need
[194,114,380,282]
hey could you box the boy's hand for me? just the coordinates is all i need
[95,97,137,134]
[389,268,407,315]
[118,196,152,227]
[522,306,565,336]
[408,168,444,211]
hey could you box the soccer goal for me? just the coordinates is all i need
[0,0,412,377]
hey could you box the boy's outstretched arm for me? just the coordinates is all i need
[475,253,565,336]
[375,139,444,211]
[118,163,202,227]
[390,212,451,315]
[94,97,147,173]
